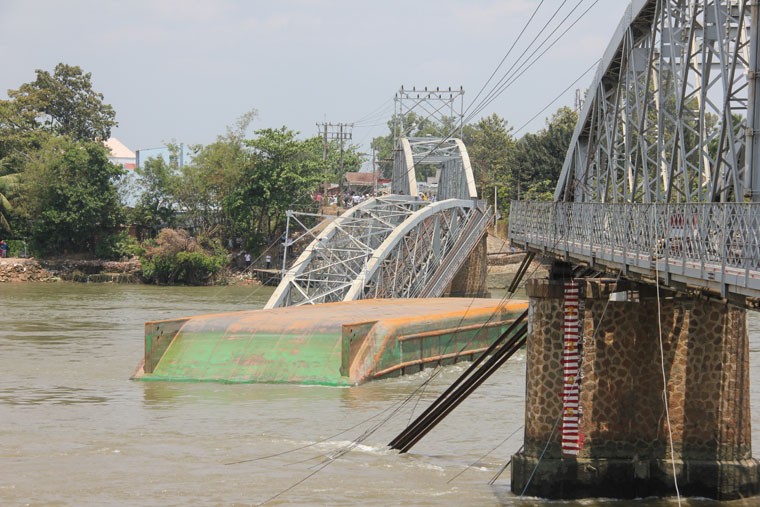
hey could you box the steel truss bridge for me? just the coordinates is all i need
[510,0,760,307]
[266,134,490,308]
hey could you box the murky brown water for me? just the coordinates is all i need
[1,282,759,506]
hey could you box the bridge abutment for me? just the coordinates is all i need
[446,235,489,298]
[511,278,760,500]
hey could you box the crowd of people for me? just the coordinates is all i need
[315,189,437,210]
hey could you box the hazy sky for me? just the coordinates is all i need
[0,0,629,162]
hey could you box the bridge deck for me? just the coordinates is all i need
[509,201,760,304]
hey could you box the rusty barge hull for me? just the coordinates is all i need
[131,298,527,386]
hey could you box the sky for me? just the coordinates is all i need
[0,0,630,167]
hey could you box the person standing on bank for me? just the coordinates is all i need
[0,240,7,258]
[244,251,252,269]
[265,254,272,269]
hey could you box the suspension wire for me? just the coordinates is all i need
[654,247,683,505]
[465,0,594,124]
[488,444,522,486]
[247,246,544,493]
[247,245,551,505]
[389,0,601,188]
[520,409,562,497]
[352,98,395,126]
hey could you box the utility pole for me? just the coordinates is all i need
[317,122,353,203]
[372,148,378,196]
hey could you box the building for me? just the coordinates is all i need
[104,137,137,170]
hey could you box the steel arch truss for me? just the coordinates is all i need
[265,197,487,308]
[556,0,758,204]
[392,137,478,200]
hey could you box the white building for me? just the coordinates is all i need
[104,137,136,170]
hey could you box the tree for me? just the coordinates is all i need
[6,63,117,141]
[18,136,124,255]
[225,127,325,248]
[463,113,515,205]
[0,173,16,231]
[131,154,180,236]
[511,106,578,201]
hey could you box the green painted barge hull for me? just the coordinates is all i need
[131,298,527,386]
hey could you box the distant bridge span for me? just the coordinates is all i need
[266,135,490,308]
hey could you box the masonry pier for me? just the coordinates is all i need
[511,278,760,500]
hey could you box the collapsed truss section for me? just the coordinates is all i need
[265,196,488,308]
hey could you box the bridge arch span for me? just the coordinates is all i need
[265,196,490,308]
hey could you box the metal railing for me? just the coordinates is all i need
[509,201,760,300]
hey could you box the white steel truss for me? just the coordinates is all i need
[265,197,489,308]
[392,137,478,200]
[555,0,760,204]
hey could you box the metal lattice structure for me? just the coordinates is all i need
[266,83,488,309]
[556,0,760,204]
[392,137,478,199]
[265,196,489,308]
[511,0,760,304]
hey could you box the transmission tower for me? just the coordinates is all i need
[393,85,464,146]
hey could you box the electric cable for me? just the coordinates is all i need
[653,227,683,506]
[512,58,599,136]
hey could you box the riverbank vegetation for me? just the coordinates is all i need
[0,62,576,284]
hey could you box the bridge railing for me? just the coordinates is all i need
[509,201,760,300]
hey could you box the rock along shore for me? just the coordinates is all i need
[0,257,141,283]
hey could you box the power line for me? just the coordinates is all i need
[512,58,599,135]
[465,0,599,125]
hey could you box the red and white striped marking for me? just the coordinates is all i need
[562,281,582,456]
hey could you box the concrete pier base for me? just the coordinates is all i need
[511,278,760,500]
[446,235,489,298]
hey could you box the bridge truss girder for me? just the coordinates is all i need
[555,0,759,204]
[265,196,488,308]
[392,137,478,200]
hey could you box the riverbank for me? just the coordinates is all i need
[0,234,548,285]
[0,257,140,283]
[0,257,56,282]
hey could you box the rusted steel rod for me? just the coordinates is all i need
[392,325,527,453]
[389,311,528,452]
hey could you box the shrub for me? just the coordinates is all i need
[140,228,226,285]
[94,231,142,260]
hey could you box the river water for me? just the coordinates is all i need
[1,282,759,507]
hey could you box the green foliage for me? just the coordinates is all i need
[0,173,19,231]
[4,239,28,257]
[224,127,325,241]
[140,228,226,285]
[0,63,118,237]
[130,155,179,234]
[463,113,515,201]
[6,63,117,141]
[94,231,141,260]
[18,136,125,256]
[510,106,578,201]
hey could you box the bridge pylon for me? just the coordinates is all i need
[509,0,760,499]
[511,277,759,500]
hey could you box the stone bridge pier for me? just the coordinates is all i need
[511,277,760,500]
